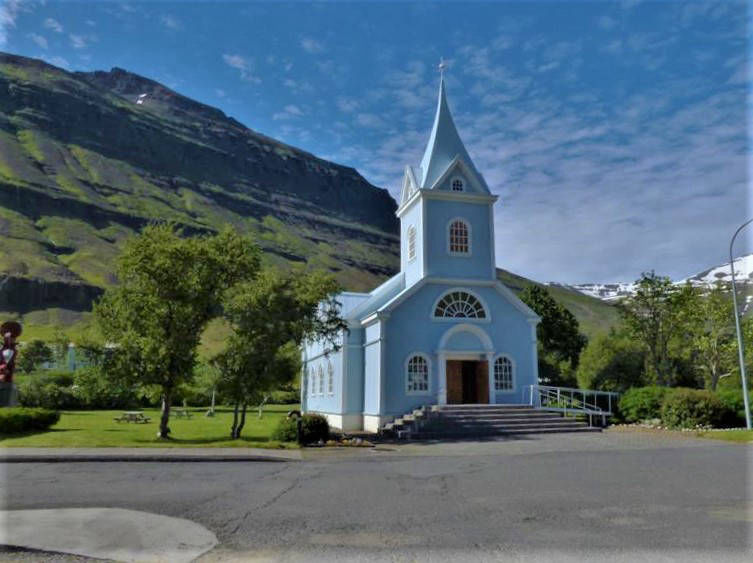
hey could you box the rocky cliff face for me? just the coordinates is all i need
[0,52,400,315]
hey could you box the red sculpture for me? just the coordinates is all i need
[0,321,21,384]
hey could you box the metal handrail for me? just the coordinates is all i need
[524,385,619,426]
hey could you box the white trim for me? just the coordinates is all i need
[427,155,490,194]
[488,203,496,278]
[492,353,516,393]
[446,217,472,257]
[378,318,387,415]
[431,288,490,323]
[421,196,428,277]
[363,414,392,433]
[424,189,497,204]
[311,412,364,432]
[486,352,496,404]
[396,185,422,217]
[404,352,432,396]
[438,323,494,352]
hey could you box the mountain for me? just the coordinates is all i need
[0,52,400,301]
[0,52,617,343]
[551,254,753,308]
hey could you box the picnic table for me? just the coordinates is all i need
[173,408,193,419]
[113,411,151,424]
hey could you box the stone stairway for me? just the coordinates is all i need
[381,404,602,439]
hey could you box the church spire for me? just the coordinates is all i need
[418,65,488,191]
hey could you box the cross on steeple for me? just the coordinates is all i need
[438,57,448,78]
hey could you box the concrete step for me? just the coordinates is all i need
[437,413,565,422]
[407,427,601,439]
[424,422,590,431]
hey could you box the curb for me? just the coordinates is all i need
[0,454,298,463]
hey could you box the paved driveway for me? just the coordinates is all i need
[2,431,751,562]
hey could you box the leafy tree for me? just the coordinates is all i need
[94,223,260,438]
[17,340,54,373]
[520,285,587,387]
[617,271,693,386]
[213,268,345,439]
[576,328,646,392]
[682,283,737,391]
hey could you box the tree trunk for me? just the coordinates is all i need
[159,389,172,439]
[235,403,248,438]
[230,402,240,438]
[210,388,216,414]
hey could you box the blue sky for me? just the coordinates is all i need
[0,0,749,284]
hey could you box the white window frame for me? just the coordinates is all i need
[317,365,324,396]
[407,225,417,262]
[447,217,472,256]
[450,176,465,192]
[493,355,515,392]
[431,289,489,321]
[327,360,334,396]
[405,353,431,395]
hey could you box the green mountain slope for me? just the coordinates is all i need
[0,52,617,343]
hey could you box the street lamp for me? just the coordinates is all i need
[729,218,753,430]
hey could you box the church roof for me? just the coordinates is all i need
[417,77,489,193]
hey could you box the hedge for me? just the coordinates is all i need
[716,389,753,427]
[618,386,671,423]
[272,413,329,444]
[660,389,732,429]
[0,407,60,434]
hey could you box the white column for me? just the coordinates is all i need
[486,352,495,405]
[437,351,447,405]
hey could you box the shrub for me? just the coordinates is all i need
[268,389,300,404]
[618,386,671,423]
[272,413,329,444]
[0,407,60,434]
[576,330,646,392]
[660,388,732,429]
[17,378,80,409]
[715,389,753,427]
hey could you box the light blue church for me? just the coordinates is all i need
[302,76,540,432]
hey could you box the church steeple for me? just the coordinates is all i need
[417,75,489,193]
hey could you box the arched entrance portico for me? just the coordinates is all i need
[436,324,496,405]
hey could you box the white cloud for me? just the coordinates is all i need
[0,0,24,47]
[69,34,86,49]
[272,105,304,121]
[215,88,225,98]
[356,113,385,129]
[222,53,261,83]
[43,17,63,33]
[28,32,47,49]
[160,14,181,30]
[597,15,617,30]
[337,97,359,113]
[300,37,325,54]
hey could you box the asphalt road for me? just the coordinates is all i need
[2,431,751,562]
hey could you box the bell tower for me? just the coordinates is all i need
[396,65,498,288]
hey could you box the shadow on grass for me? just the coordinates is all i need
[0,428,80,440]
[132,434,276,445]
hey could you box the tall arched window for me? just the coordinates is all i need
[327,361,334,395]
[434,291,487,319]
[494,356,514,391]
[448,220,470,254]
[407,226,416,261]
[406,355,429,393]
[308,367,315,397]
[317,365,324,396]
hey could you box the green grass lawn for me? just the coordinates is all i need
[695,429,753,443]
[0,404,299,448]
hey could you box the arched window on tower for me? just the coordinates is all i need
[448,220,470,255]
[407,226,416,261]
